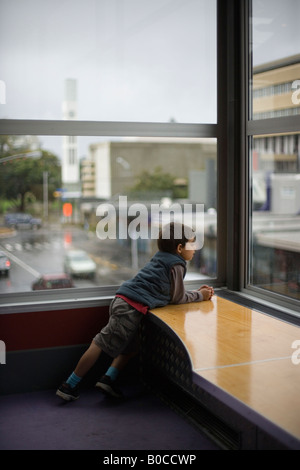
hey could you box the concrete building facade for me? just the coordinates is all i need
[252,55,300,174]
[62,79,80,192]
[81,138,217,208]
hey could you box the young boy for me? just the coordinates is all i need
[56,222,214,401]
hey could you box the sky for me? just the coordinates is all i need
[0,0,299,159]
[252,0,300,65]
[0,0,217,123]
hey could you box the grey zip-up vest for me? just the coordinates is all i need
[116,251,186,310]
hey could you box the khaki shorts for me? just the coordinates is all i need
[93,296,143,358]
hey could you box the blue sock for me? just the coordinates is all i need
[105,366,119,381]
[66,372,82,389]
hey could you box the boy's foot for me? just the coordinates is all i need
[95,375,124,399]
[56,382,79,401]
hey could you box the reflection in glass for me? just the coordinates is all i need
[250,135,300,300]
[0,135,217,294]
[249,1,300,302]
[251,0,300,121]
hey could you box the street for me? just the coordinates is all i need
[0,225,148,294]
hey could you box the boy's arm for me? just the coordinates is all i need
[170,265,204,304]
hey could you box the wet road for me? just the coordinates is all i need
[0,225,145,294]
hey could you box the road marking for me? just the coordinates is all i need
[4,241,58,252]
[91,255,118,270]
[4,243,13,251]
[0,245,40,277]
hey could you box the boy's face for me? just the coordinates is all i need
[176,238,197,261]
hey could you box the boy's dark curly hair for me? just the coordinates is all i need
[157,222,195,253]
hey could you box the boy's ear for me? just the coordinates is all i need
[176,243,183,254]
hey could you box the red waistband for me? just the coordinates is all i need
[116,294,149,315]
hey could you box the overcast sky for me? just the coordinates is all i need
[252,0,300,65]
[0,0,216,124]
[0,0,299,158]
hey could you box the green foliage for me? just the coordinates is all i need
[0,136,61,212]
[128,166,187,199]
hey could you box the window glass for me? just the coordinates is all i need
[251,0,300,120]
[249,0,300,304]
[250,133,300,300]
[0,0,216,123]
[0,135,217,294]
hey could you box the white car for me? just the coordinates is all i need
[64,250,96,279]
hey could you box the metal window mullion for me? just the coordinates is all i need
[217,0,248,291]
[247,115,300,136]
[0,119,217,139]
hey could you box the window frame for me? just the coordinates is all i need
[1,0,299,319]
[0,121,220,314]
[242,0,300,317]
[0,2,222,314]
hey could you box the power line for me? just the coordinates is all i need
[0,151,41,164]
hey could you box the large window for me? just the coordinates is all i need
[0,0,217,303]
[3,1,298,318]
[0,135,217,295]
[248,0,300,307]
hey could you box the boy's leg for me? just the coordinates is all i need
[110,351,137,371]
[96,351,137,398]
[73,341,102,377]
[107,350,137,379]
[56,341,102,401]
[95,297,142,398]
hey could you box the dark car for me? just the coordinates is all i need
[0,251,10,276]
[5,213,42,229]
[32,273,74,290]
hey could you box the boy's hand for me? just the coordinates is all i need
[198,285,214,300]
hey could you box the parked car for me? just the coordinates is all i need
[63,249,96,279]
[0,251,11,276]
[5,213,42,229]
[32,273,74,290]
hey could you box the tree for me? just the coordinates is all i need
[29,150,62,204]
[128,166,187,199]
[0,137,61,212]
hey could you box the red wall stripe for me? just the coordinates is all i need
[0,306,109,351]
